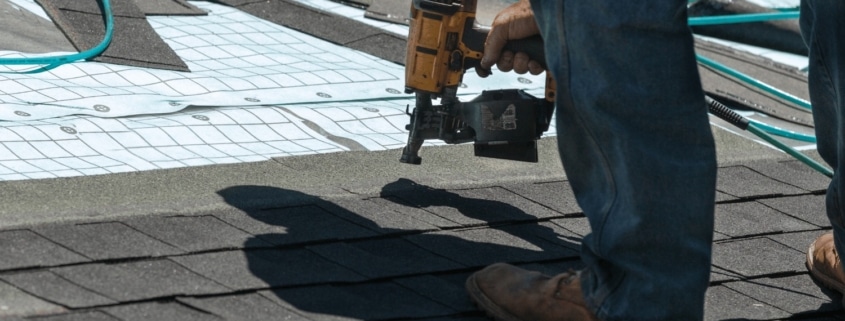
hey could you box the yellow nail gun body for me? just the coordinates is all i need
[400,0,555,165]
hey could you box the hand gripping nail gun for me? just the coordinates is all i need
[400,0,555,165]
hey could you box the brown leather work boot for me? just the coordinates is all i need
[465,263,599,321]
[806,232,845,305]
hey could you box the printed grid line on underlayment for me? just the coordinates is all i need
[0,0,548,181]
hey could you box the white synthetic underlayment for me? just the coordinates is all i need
[0,0,809,181]
[0,1,548,181]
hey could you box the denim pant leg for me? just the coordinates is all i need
[528,1,718,320]
[800,0,845,260]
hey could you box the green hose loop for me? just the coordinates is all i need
[747,123,833,177]
[688,11,800,26]
[747,119,816,143]
[696,54,812,110]
[0,0,113,70]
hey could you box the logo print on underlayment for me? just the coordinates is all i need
[481,104,517,131]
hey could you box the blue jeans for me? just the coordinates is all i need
[528,1,717,320]
[801,0,845,274]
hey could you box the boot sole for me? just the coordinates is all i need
[806,238,845,303]
[465,272,526,321]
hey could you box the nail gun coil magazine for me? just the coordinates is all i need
[400,89,554,164]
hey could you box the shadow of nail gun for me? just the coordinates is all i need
[400,0,555,165]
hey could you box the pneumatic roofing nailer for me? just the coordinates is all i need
[400,0,555,165]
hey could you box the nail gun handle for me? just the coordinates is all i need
[502,35,547,69]
[464,23,547,71]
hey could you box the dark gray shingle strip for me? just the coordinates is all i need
[717,165,808,198]
[122,215,269,252]
[170,248,364,291]
[210,0,405,64]
[178,292,309,321]
[724,274,841,315]
[712,237,805,278]
[49,259,229,302]
[0,270,116,308]
[32,222,180,260]
[102,301,223,321]
[307,238,463,278]
[214,205,378,246]
[35,0,190,71]
[714,201,818,239]
[0,230,87,271]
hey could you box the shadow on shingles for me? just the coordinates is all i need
[217,181,580,320]
[379,178,575,251]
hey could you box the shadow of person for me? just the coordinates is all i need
[379,178,584,249]
[217,181,583,320]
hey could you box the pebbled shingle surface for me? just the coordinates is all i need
[123,215,267,252]
[0,271,116,308]
[0,230,87,270]
[33,222,180,260]
[49,259,229,302]
[2,158,842,320]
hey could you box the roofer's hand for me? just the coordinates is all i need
[478,0,542,77]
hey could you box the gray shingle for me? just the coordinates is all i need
[716,190,738,203]
[717,166,807,198]
[215,205,377,246]
[232,0,405,64]
[0,271,116,308]
[0,230,87,270]
[759,194,830,228]
[711,266,744,283]
[326,197,446,233]
[50,259,228,301]
[171,249,363,291]
[704,285,787,321]
[550,216,591,237]
[178,292,308,321]
[124,215,268,252]
[452,187,562,219]
[265,281,455,320]
[387,186,556,226]
[27,311,118,321]
[0,281,66,317]
[724,274,841,314]
[769,230,826,253]
[33,222,179,260]
[35,0,189,71]
[714,201,817,239]
[406,226,577,267]
[377,195,463,229]
[712,237,805,278]
[345,33,406,65]
[259,286,369,321]
[502,181,582,215]
[132,0,207,16]
[385,187,510,226]
[102,301,222,321]
[307,238,463,278]
[746,159,830,192]
[503,221,583,252]
[393,274,475,312]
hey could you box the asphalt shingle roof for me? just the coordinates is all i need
[0,0,840,320]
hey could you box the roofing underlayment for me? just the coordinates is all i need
[3,1,845,321]
[0,0,813,181]
[0,0,559,180]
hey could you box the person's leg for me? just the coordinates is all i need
[538,1,716,320]
[467,1,717,320]
[801,0,845,299]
